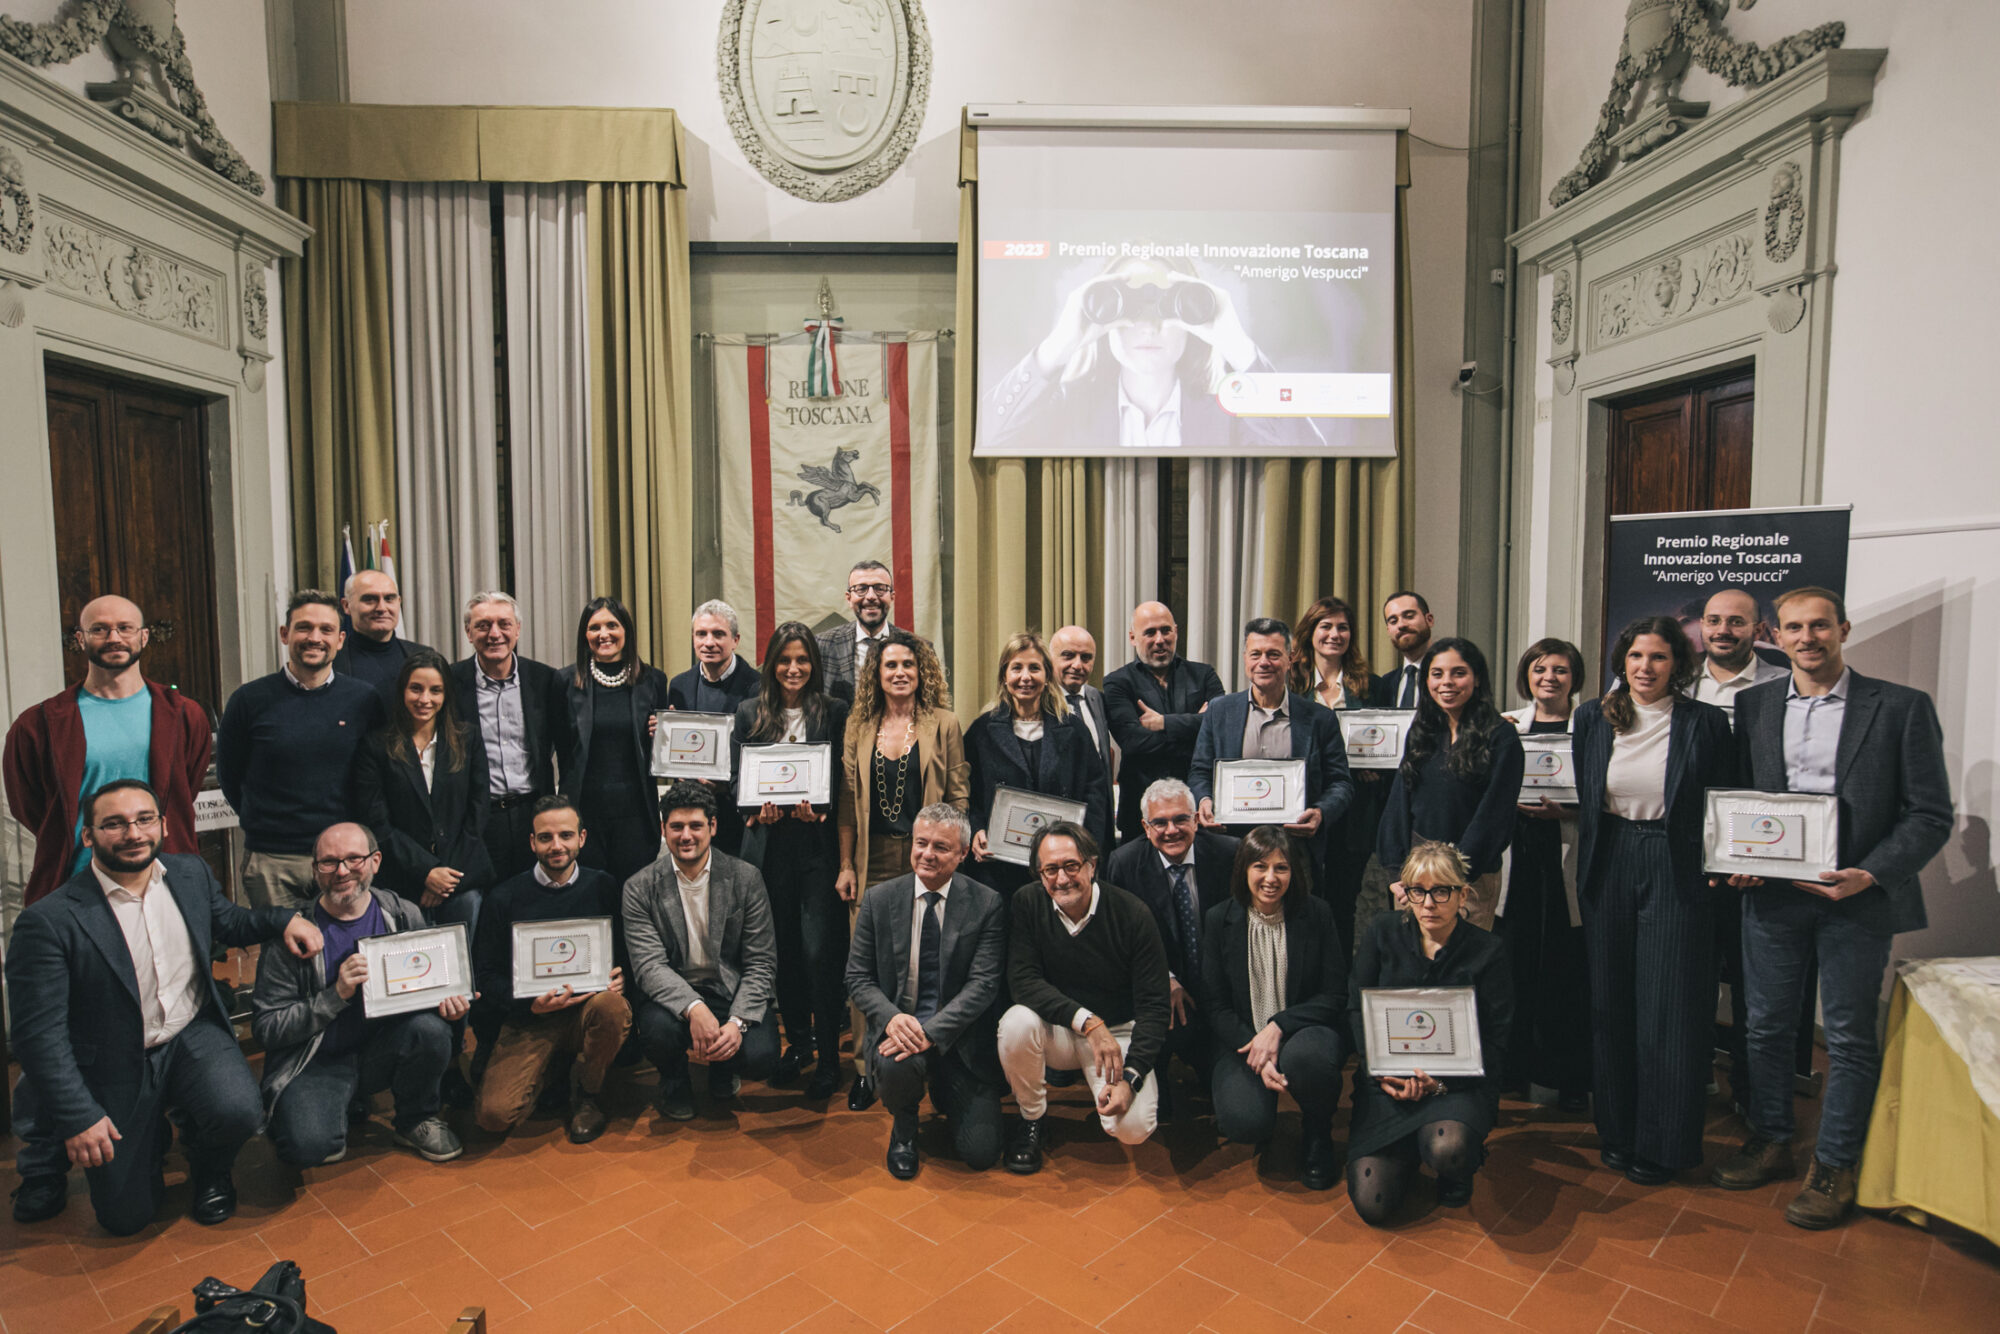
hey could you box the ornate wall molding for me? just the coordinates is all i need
[40,207,221,342]
[0,140,32,255]
[1550,270,1574,347]
[1592,228,1755,347]
[717,0,931,203]
[1763,160,1804,262]
[241,261,266,340]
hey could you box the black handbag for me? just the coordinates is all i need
[163,1260,336,1334]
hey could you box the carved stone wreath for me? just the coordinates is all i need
[1550,271,1575,346]
[242,263,267,340]
[1763,160,1804,263]
[717,0,932,203]
[0,142,34,256]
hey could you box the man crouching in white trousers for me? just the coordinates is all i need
[998,821,1171,1173]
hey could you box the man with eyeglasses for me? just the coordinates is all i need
[1105,780,1238,1103]
[5,595,213,909]
[817,559,909,701]
[452,592,559,883]
[6,780,323,1233]
[251,822,466,1167]
[998,822,1171,1172]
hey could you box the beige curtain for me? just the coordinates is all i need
[585,182,694,672]
[279,178,397,592]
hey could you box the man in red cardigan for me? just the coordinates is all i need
[3,595,212,908]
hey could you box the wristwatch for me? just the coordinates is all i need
[1123,1068,1147,1094]
[729,1016,749,1032]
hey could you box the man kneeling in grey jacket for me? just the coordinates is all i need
[252,822,469,1165]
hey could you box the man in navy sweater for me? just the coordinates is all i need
[331,569,435,706]
[217,591,384,908]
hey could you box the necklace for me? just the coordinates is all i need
[589,659,634,689]
[873,713,916,826]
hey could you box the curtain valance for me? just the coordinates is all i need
[274,103,685,185]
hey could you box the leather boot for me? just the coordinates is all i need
[1711,1136,1795,1191]
[1784,1158,1857,1230]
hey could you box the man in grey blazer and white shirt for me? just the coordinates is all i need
[1052,625,1116,789]
[846,803,1008,1179]
[816,559,907,700]
[624,780,780,1121]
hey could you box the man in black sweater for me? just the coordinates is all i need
[998,821,1170,1173]
[217,591,384,908]
[1101,602,1226,846]
[332,569,436,705]
[471,797,631,1145]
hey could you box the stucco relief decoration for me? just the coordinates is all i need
[1763,160,1805,263]
[1550,271,1574,347]
[0,0,266,194]
[718,0,932,203]
[42,215,220,338]
[1594,230,1755,345]
[1549,1,1845,208]
[0,142,34,257]
[242,262,267,340]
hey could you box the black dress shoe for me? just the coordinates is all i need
[11,1174,68,1224]
[847,1076,877,1112]
[1436,1175,1475,1207]
[775,1045,814,1083]
[189,1171,237,1226]
[805,1065,841,1101]
[1558,1091,1591,1115]
[886,1133,920,1180]
[1300,1139,1338,1192]
[1625,1156,1677,1187]
[1005,1116,1048,1175]
[1600,1145,1634,1172]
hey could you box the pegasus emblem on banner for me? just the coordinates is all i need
[787,446,882,533]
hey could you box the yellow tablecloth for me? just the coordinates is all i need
[1858,967,2000,1245]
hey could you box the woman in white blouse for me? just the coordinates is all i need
[1570,618,1733,1188]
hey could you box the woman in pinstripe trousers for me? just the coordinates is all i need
[1571,618,1734,1186]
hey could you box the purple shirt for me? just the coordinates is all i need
[314,896,387,1058]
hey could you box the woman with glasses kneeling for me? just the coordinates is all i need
[1346,841,1513,1223]
[1200,827,1350,1189]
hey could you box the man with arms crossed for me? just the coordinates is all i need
[1710,587,1953,1229]
[846,804,1007,1178]
[7,780,323,1232]
[1102,602,1225,846]
[999,822,1171,1172]
[253,822,466,1167]
[453,592,559,884]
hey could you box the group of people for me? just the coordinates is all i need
[1,561,1952,1240]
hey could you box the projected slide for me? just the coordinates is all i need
[976,127,1397,458]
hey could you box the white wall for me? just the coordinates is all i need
[1537,2,2000,956]
[341,0,1477,632]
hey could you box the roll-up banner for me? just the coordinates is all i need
[1601,505,1851,691]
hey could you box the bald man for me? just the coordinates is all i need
[1101,603,1225,845]
[1688,587,1788,726]
[1051,626,1115,783]
[332,569,436,704]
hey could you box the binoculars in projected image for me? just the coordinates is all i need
[1081,277,1218,328]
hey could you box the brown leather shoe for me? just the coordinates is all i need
[1784,1157,1857,1230]
[567,1092,609,1145]
[1710,1137,1795,1191]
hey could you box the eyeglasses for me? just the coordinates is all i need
[1037,860,1089,881]
[312,853,379,873]
[848,583,893,596]
[94,813,160,835]
[1404,884,1465,905]
[1144,814,1195,831]
[82,623,145,641]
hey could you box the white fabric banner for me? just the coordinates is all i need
[714,335,943,655]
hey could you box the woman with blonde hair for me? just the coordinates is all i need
[1345,840,1513,1223]
[837,629,969,1109]
[963,632,1111,898]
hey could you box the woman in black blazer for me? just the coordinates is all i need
[1199,826,1349,1189]
[1346,840,1513,1223]
[354,648,495,935]
[1571,616,1733,1186]
[1376,637,1524,929]
[1289,596,1378,952]
[964,632,1111,898]
[734,621,851,1101]
[550,597,671,889]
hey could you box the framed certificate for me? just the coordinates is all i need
[737,742,833,807]
[1703,788,1840,878]
[1212,758,1307,825]
[359,924,473,1019]
[988,785,1089,866]
[1339,709,1415,770]
[1361,986,1485,1078]
[1518,734,1577,803]
[511,916,615,999]
[650,711,735,781]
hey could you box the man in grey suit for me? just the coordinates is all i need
[816,558,907,700]
[1052,625,1116,790]
[846,803,1007,1179]
[623,780,780,1121]
[1710,587,1953,1230]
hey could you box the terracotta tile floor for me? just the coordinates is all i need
[4,1048,1996,1333]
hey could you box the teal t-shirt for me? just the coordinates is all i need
[72,689,154,874]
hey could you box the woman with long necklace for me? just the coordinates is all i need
[551,598,670,889]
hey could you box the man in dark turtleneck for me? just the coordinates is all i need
[332,570,435,706]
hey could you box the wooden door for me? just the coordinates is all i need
[1606,368,1754,516]
[45,361,223,720]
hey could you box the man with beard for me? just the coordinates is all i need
[253,822,466,1166]
[332,569,436,705]
[1102,603,1225,845]
[217,591,385,909]
[817,559,908,701]
[1369,591,1436,709]
[1051,625,1115,783]
[6,780,323,1233]
[5,595,212,908]
[1689,587,1788,725]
